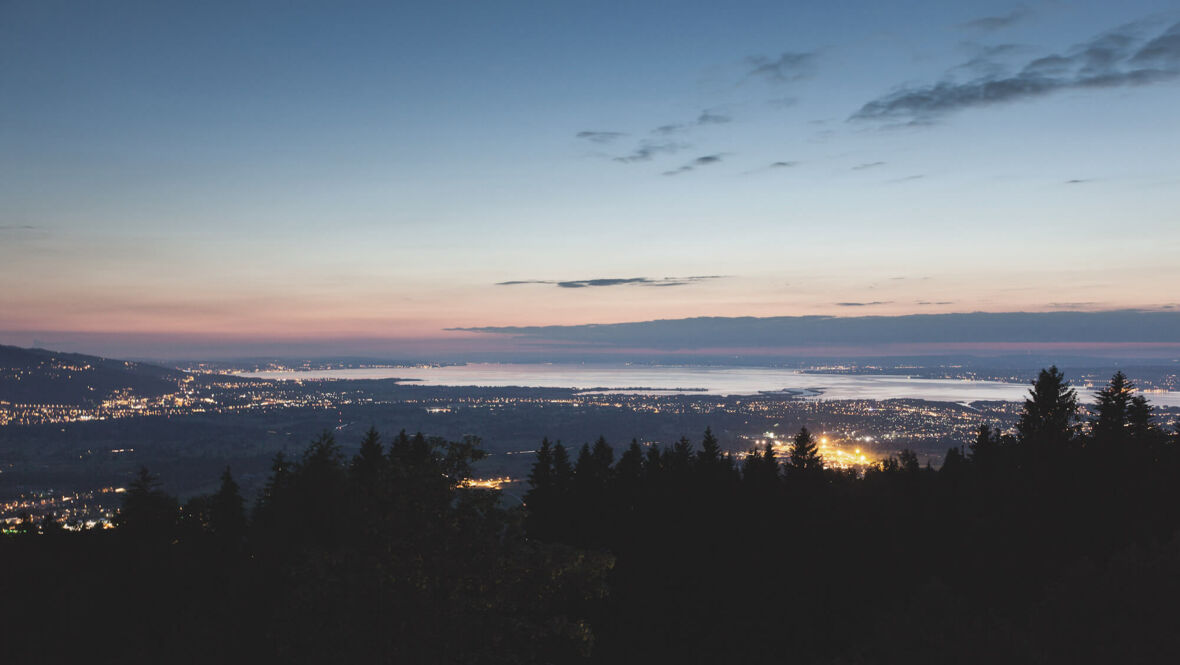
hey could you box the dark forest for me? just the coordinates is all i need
[4,368,1180,664]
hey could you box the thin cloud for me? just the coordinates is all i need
[742,160,799,176]
[835,301,892,307]
[559,278,650,288]
[1048,301,1099,309]
[916,301,955,305]
[653,124,685,136]
[959,8,1031,32]
[852,161,886,170]
[953,43,1028,77]
[576,131,627,144]
[651,110,733,136]
[498,276,726,289]
[696,111,731,125]
[663,154,725,176]
[1133,22,1180,63]
[614,141,688,163]
[851,20,1180,123]
[0,224,37,231]
[1065,178,1091,184]
[746,51,817,83]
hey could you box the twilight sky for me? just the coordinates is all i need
[2,1,1179,358]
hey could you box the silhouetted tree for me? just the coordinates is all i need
[898,449,921,474]
[665,436,695,475]
[615,439,645,487]
[942,446,966,474]
[117,466,178,539]
[697,427,722,467]
[643,442,663,480]
[786,427,823,475]
[968,423,1004,467]
[209,466,246,543]
[527,437,554,499]
[591,436,615,477]
[526,438,557,538]
[1127,395,1159,444]
[1092,371,1135,445]
[551,442,573,493]
[1016,365,1079,456]
[349,426,386,486]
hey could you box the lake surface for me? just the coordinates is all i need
[238,363,1180,407]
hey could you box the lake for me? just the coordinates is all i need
[239,363,1180,407]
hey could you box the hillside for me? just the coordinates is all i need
[0,345,187,405]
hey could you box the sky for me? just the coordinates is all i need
[2,1,1179,359]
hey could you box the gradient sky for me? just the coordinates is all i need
[3,1,1179,357]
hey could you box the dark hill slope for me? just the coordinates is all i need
[0,345,186,405]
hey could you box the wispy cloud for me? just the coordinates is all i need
[652,110,733,136]
[851,20,1180,123]
[1047,301,1099,309]
[497,276,726,289]
[576,131,627,144]
[743,160,800,176]
[852,161,886,170]
[959,8,1031,32]
[746,51,817,83]
[0,224,37,231]
[952,43,1028,77]
[696,111,731,125]
[835,301,892,307]
[663,154,725,176]
[614,141,688,163]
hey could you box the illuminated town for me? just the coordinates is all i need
[3,353,1178,528]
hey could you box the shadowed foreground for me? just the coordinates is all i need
[3,368,1180,664]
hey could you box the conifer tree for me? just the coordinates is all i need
[1016,366,1079,454]
[117,466,179,539]
[527,437,554,498]
[643,443,663,479]
[742,441,779,489]
[942,447,966,474]
[666,436,695,474]
[209,465,246,542]
[615,439,644,485]
[698,427,722,467]
[786,427,823,474]
[574,442,595,480]
[1127,395,1158,444]
[898,449,920,474]
[350,426,386,484]
[388,429,413,468]
[256,451,291,513]
[551,442,573,491]
[591,436,615,477]
[1092,371,1135,443]
[969,424,1003,466]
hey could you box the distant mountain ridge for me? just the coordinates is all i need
[0,345,186,406]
